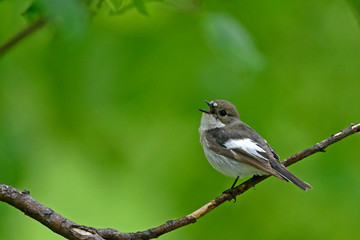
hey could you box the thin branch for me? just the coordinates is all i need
[0,18,47,58]
[1,123,359,240]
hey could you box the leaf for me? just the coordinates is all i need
[22,1,45,23]
[105,0,123,12]
[201,12,265,74]
[349,0,360,20]
[38,0,90,39]
[133,0,148,16]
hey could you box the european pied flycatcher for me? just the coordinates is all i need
[199,100,312,199]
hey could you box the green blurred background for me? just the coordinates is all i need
[1,0,360,239]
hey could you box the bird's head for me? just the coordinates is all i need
[199,100,240,126]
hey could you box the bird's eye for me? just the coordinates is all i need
[219,110,227,116]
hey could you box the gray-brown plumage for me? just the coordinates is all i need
[199,99,312,191]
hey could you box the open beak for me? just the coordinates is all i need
[199,100,213,114]
[199,108,210,114]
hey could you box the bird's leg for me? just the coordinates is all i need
[230,176,239,189]
[223,176,239,203]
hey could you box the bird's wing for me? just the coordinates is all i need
[205,122,285,179]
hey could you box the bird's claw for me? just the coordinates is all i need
[223,188,237,203]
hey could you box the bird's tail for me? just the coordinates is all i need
[270,160,312,191]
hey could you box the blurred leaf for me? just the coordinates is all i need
[349,0,360,22]
[105,0,123,12]
[133,0,148,16]
[201,12,265,74]
[350,0,360,9]
[22,1,44,23]
[84,0,105,11]
[38,0,90,39]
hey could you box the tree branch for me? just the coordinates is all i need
[1,123,359,240]
[0,18,47,58]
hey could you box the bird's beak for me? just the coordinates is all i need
[199,100,213,114]
[204,100,211,107]
[199,108,210,114]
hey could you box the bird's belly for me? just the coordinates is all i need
[203,144,266,178]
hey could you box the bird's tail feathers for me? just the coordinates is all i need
[270,161,312,191]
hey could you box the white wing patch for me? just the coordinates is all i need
[224,138,268,160]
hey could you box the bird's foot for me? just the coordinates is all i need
[223,188,237,203]
[223,176,239,203]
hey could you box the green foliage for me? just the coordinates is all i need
[105,0,123,12]
[41,0,89,39]
[22,1,45,23]
[1,1,360,240]
[133,0,148,16]
[21,0,90,39]
[350,0,360,8]
[200,12,265,96]
[202,12,265,74]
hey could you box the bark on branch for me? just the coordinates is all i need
[1,123,359,240]
[0,18,47,58]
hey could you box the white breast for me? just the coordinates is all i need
[199,113,225,134]
[199,113,267,178]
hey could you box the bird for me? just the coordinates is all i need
[199,99,312,201]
